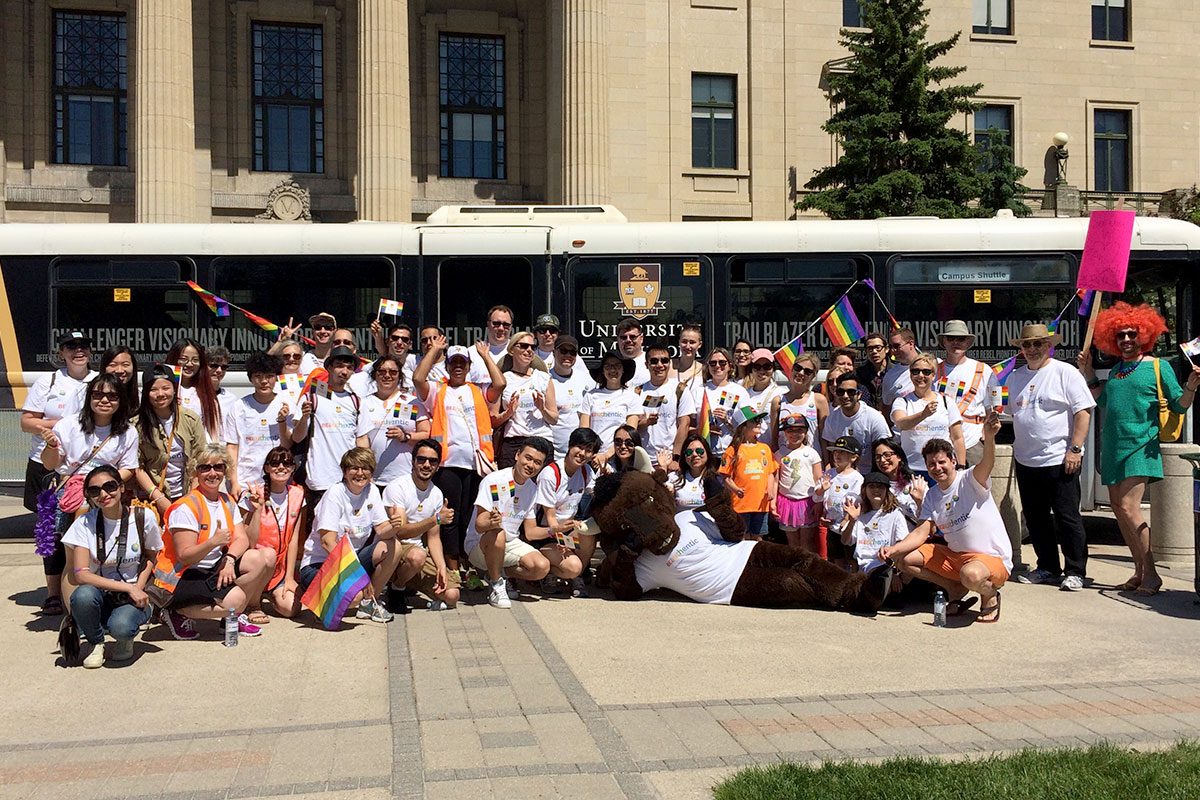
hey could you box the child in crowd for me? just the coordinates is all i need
[773,415,823,551]
[719,407,777,541]
[814,436,864,567]
[840,472,908,594]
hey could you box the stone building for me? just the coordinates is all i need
[0,0,1195,224]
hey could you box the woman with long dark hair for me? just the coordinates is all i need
[672,433,717,511]
[100,346,140,414]
[165,339,222,442]
[356,355,431,490]
[135,365,206,519]
[871,436,926,524]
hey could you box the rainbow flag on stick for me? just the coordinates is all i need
[1077,288,1096,318]
[821,296,867,347]
[240,309,279,334]
[186,281,231,318]
[696,391,712,443]
[300,535,371,630]
[992,355,1019,385]
[774,335,804,373]
[377,298,404,318]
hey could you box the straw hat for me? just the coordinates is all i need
[939,320,976,346]
[1009,323,1062,347]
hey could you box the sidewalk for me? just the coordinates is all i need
[0,494,1197,800]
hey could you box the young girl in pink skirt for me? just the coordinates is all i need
[773,415,823,551]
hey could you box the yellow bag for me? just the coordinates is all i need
[1153,358,1185,443]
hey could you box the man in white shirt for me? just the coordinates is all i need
[1005,323,1095,591]
[290,346,361,505]
[225,352,291,498]
[547,335,596,458]
[615,317,651,387]
[298,312,338,376]
[881,327,921,410]
[354,323,417,397]
[635,343,680,468]
[469,305,515,383]
[534,428,602,596]
[823,373,890,475]
[935,320,999,465]
[533,314,560,364]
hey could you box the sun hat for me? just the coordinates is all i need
[863,471,891,486]
[323,346,358,367]
[1009,323,1062,348]
[939,320,976,346]
[308,312,337,328]
[590,352,636,385]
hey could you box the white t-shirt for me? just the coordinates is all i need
[920,470,1013,571]
[463,467,540,553]
[534,460,595,521]
[23,368,95,462]
[881,362,914,410]
[581,387,640,448]
[775,444,821,499]
[1007,360,1096,468]
[501,370,553,438]
[51,418,139,477]
[891,393,963,470]
[178,384,223,443]
[745,381,785,443]
[780,394,822,457]
[299,351,324,378]
[848,508,908,573]
[936,359,999,449]
[468,341,509,384]
[891,478,926,524]
[673,473,707,511]
[822,404,891,474]
[821,468,864,526]
[635,378,680,456]
[156,416,187,498]
[625,352,651,388]
[303,482,389,567]
[62,509,164,583]
[633,510,756,605]
[166,494,236,570]
[292,389,359,490]
[549,368,597,458]
[422,382,491,471]
[677,381,752,455]
[224,393,289,488]
[382,474,444,546]
[213,388,237,446]
[356,390,428,485]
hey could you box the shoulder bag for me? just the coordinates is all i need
[1152,358,1184,443]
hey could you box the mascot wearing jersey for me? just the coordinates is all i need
[585,451,891,612]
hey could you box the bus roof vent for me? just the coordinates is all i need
[425,205,627,224]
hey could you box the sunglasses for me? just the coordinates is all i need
[313,323,335,331]
[332,339,355,347]
[196,463,227,474]
[282,353,303,361]
[556,348,578,357]
[512,342,535,351]
[91,391,120,402]
[910,368,934,376]
[265,458,295,468]
[489,320,512,328]
[613,438,635,448]
[752,363,773,371]
[793,366,814,376]
[683,447,706,457]
[536,327,558,335]
[85,480,121,497]
[209,363,229,372]
[648,357,670,365]
[1020,340,1049,349]
[835,388,859,396]
[62,342,91,351]
[1116,330,1139,341]
[414,455,440,466]
[375,369,400,377]
[708,359,729,367]
[390,335,411,343]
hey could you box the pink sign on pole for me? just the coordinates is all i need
[1076,209,1135,293]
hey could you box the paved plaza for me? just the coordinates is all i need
[1,493,1198,800]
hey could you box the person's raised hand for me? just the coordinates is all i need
[278,317,299,342]
[1077,348,1094,375]
[474,341,490,357]
[844,495,861,521]
[1187,364,1200,392]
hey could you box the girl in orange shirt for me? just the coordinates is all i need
[719,407,778,540]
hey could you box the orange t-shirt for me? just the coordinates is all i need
[719,442,778,513]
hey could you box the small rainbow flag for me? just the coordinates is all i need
[378,298,404,318]
[311,380,331,399]
[1077,288,1096,317]
[277,373,302,395]
[241,309,279,334]
[410,402,421,421]
[717,390,729,407]
[992,355,1018,385]
[821,296,866,347]
[490,485,501,505]
[300,535,371,630]
[696,391,712,443]
[185,281,231,318]
[507,480,516,498]
[390,403,403,420]
[773,335,804,373]
[1000,385,1009,407]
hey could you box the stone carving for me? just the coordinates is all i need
[257,179,311,221]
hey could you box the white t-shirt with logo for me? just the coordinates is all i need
[881,362,914,410]
[50,418,139,477]
[382,474,444,547]
[581,387,640,448]
[936,359,999,449]
[626,352,651,388]
[156,416,188,498]
[178,384,224,443]
[848,507,908,573]
[303,482,389,567]
[1006,360,1096,469]
[677,380,752,455]
[224,393,289,488]
[23,369,95,462]
[635,378,680,455]
[822,404,891,474]
[534,460,595,521]
[463,468,539,553]
[920,470,1013,571]
[422,382,492,471]
[549,369,597,458]
[468,342,509,384]
[673,473,707,511]
[633,510,756,605]
[299,351,324,379]
[502,370,553,439]
[745,381,785,443]
[775,444,821,499]
[891,393,963,470]
[356,390,428,485]
[167,495,236,570]
[293,389,359,491]
[821,468,864,526]
[62,510,164,583]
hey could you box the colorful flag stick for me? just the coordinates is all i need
[377,298,404,320]
[1076,288,1096,318]
[696,391,712,444]
[773,334,804,373]
[862,278,901,330]
[992,354,1019,385]
[185,281,231,318]
[299,535,372,630]
[821,295,867,347]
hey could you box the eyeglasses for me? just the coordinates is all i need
[648,357,670,365]
[413,455,440,466]
[313,323,335,331]
[835,388,860,396]
[683,448,706,457]
[375,369,400,377]
[346,466,373,474]
[733,349,751,356]
[177,357,200,367]
[196,463,226,474]
[85,480,122,497]
[619,333,642,341]
[265,458,295,468]
[866,344,887,352]
[910,368,934,376]
[90,391,120,402]
[1020,340,1049,349]
[888,342,906,351]
[707,359,729,367]
[535,327,558,335]
[556,348,578,357]
[792,366,814,376]
[390,335,411,343]
[282,353,303,361]
[1116,330,1139,341]
[209,363,229,372]
[512,341,535,351]
[613,438,635,448]
[489,319,512,328]
[875,451,899,461]
[752,363,773,371]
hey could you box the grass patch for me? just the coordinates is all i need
[712,741,1200,800]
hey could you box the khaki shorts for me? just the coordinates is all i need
[407,552,462,596]
[917,543,1009,589]
[468,537,538,571]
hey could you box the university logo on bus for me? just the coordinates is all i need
[615,263,666,320]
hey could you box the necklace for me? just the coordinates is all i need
[1113,356,1143,380]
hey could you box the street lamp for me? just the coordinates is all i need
[1053,132,1069,186]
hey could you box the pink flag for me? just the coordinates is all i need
[1076,210,1134,293]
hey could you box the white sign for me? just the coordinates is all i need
[938,266,1011,283]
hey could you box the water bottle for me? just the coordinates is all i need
[933,590,947,628]
[224,607,239,648]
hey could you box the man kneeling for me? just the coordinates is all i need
[880,412,1011,623]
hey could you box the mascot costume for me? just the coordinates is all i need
[581,450,891,612]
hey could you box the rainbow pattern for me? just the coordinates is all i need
[507,480,516,498]
[300,535,371,630]
[490,485,501,505]
[241,309,279,333]
[410,402,421,421]
[1077,288,1097,317]
[186,281,231,318]
[773,335,804,373]
[378,298,404,318]
[696,391,712,443]
[992,355,1018,385]
[277,373,301,395]
[821,296,867,347]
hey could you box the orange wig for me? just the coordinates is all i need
[1093,302,1168,357]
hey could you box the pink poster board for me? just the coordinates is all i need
[1077,209,1135,293]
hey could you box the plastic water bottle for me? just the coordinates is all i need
[933,590,947,628]
[224,607,239,648]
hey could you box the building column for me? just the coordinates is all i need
[561,0,608,204]
[134,0,195,223]
[357,0,412,221]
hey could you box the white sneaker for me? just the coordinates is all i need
[428,600,449,612]
[110,639,135,662]
[1060,575,1084,592]
[1016,568,1057,585]
[82,642,105,669]
[355,598,394,623]
[488,580,512,609]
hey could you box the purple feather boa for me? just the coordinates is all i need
[34,489,60,557]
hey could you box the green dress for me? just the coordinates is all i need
[1097,358,1185,485]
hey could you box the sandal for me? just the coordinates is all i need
[1135,579,1162,597]
[40,595,64,616]
[247,610,271,625]
[947,596,978,617]
[1119,576,1142,591]
[976,592,1001,623]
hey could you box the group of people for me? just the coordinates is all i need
[21,298,1198,666]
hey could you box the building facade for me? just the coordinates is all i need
[1,0,1195,224]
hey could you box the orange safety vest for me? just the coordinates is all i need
[429,382,494,462]
[255,483,305,588]
[151,489,238,595]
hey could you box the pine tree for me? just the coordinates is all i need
[975,127,1031,217]
[800,0,983,219]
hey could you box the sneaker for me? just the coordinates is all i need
[540,576,564,595]
[1015,568,1058,585]
[163,610,199,641]
[569,577,588,598]
[488,579,512,609]
[506,579,520,600]
[82,642,105,669]
[237,614,264,636]
[428,599,449,612]
[1060,575,1085,592]
[355,598,394,623]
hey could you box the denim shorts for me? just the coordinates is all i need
[740,511,770,537]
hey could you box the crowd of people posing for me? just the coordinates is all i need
[21,300,1200,667]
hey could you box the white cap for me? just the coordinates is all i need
[446,345,471,362]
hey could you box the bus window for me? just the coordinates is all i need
[889,254,1076,363]
[438,257,532,344]
[1115,261,1185,358]
[726,256,868,356]
[213,257,401,361]
[568,257,709,362]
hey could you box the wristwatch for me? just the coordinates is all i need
[1069,445,1083,454]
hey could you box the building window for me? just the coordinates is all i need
[691,74,736,170]
[842,0,867,27]
[1092,0,1129,41]
[973,0,1012,35]
[439,34,506,180]
[252,23,324,173]
[52,11,127,166]
[974,104,1014,168]
[1094,109,1131,193]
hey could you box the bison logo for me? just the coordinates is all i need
[615,263,666,320]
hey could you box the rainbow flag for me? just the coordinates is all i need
[241,308,279,334]
[169,364,183,383]
[992,355,1018,385]
[773,335,804,373]
[409,402,421,421]
[821,296,866,347]
[696,390,712,443]
[300,535,371,630]
[185,281,231,318]
[490,485,501,505]
[277,373,302,395]
[378,298,404,318]
[507,480,516,498]
[1077,289,1096,317]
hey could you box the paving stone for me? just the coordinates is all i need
[609,709,692,762]
[657,705,747,758]
[479,730,537,749]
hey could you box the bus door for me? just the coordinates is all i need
[565,255,712,363]
[419,227,550,344]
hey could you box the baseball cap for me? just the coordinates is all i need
[554,334,580,352]
[730,405,768,429]
[779,414,809,430]
[750,348,775,363]
[863,471,891,487]
[56,330,91,348]
[446,345,471,362]
[534,314,560,331]
[309,311,338,328]
[324,346,357,367]
[827,436,862,456]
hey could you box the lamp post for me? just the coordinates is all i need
[1053,132,1070,186]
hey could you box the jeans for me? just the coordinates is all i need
[1014,461,1088,578]
[69,584,153,645]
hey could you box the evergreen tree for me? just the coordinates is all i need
[800,0,982,219]
[976,126,1031,217]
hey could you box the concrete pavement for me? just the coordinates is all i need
[1,494,1197,800]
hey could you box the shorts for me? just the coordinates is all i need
[467,537,538,571]
[297,541,382,596]
[775,495,817,530]
[740,511,769,537]
[23,458,53,513]
[406,552,462,597]
[168,565,235,610]
[916,543,1009,589]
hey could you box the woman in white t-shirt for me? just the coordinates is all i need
[890,354,966,482]
[870,436,927,525]
[494,332,558,468]
[777,353,828,453]
[135,366,207,519]
[743,349,785,443]
[674,348,751,461]
[671,434,716,511]
[63,465,163,668]
[166,339,223,443]
[356,356,431,489]
[580,353,640,467]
